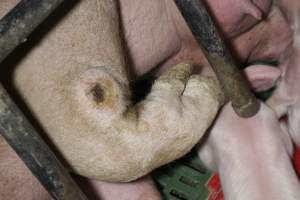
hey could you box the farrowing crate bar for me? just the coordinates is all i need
[0,0,87,199]
[175,0,260,118]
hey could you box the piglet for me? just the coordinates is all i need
[265,0,300,148]
[197,102,300,200]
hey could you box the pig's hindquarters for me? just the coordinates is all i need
[11,0,223,182]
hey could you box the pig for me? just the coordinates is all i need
[231,4,293,67]
[0,0,224,183]
[197,102,300,200]
[265,0,300,149]
[0,0,294,199]
[0,0,278,180]
[0,0,220,199]
[0,133,162,200]
[75,174,161,200]
[121,0,274,76]
[194,3,300,199]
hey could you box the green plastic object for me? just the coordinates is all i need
[153,152,213,200]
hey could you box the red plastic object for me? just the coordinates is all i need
[207,174,224,200]
[294,148,300,176]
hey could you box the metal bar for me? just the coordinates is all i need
[0,0,64,63]
[0,0,88,199]
[174,0,260,118]
[0,85,87,200]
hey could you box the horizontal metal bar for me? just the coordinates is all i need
[0,0,64,63]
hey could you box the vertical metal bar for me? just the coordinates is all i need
[0,85,87,200]
[0,0,88,199]
[174,0,260,118]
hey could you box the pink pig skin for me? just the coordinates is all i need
[266,0,300,148]
[198,103,300,200]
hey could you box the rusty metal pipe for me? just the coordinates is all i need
[174,0,260,118]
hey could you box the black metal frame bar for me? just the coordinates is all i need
[0,0,87,199]
[175,0,260,118]
[0,0,63,63]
